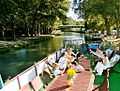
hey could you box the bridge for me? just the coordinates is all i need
[59,25,84,29]
[58,25,85,32]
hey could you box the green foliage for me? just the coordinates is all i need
[83,0,120,34]
[0,0,69,39]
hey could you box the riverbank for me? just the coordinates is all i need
[0,35,55,53]
[0,40,29,53]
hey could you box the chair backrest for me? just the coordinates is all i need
[20,84,31,91]
[30,76,42,91]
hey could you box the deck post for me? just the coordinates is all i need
[34,63,38,76]
[56,52,58,61]
[17,76,21,89]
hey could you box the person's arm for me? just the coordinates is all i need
[90,49,104,59]
[96,48,103,55]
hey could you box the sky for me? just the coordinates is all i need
[67,0,84,21]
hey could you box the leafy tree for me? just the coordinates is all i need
[0,0,69,40]
[82,0,120,35]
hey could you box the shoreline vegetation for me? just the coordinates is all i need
[0,34,56,53]
[0,29,64,53]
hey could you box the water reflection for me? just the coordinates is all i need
[0,36,64,81]
[64,32,85,49]
[0,32,84,81]
[15,49,27,58]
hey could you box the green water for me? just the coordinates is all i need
[0,36,64,81]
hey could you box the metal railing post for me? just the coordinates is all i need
[17,76,21,89]
[56,52,58,61]
[34,63,38,76]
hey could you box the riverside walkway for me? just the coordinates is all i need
[46,57,94,91]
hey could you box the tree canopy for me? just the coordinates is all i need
[83,0,120,35]
[0,0,69,40]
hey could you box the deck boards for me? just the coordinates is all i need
[46,58,93,91]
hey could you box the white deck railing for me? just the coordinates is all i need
[0,48,66,91]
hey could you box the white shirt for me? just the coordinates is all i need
[58,56,67,70]
[48,55,55,65]
[95,62,105,75]
[103,56,109,66]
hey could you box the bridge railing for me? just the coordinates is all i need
[59,25,84,29]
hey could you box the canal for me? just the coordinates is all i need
[0,31,84,81]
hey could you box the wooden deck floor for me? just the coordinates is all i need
[46,58,93,91]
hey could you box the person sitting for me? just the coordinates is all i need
[94,58,105,75]
[71,61,85,72]
[91,50,109,75]
[66,64,76,86]
[58,53,68,74]
[52,63,61,76]
[52,53,69,76]
[65,48,76,63]
[48,55,56,69]
[75,51,84,64]
[43,55,56,78]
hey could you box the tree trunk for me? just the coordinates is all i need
[116,21,120,38]
[2,26,6,40]
[13,29,16,41]
[27,26,30,37]
[12,24,16,40]
[38,24,40,36]
[2,30,5,40]
[104,17,110,35]
[85,20,88,31]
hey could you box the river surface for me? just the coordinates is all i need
[0,32,83,81]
